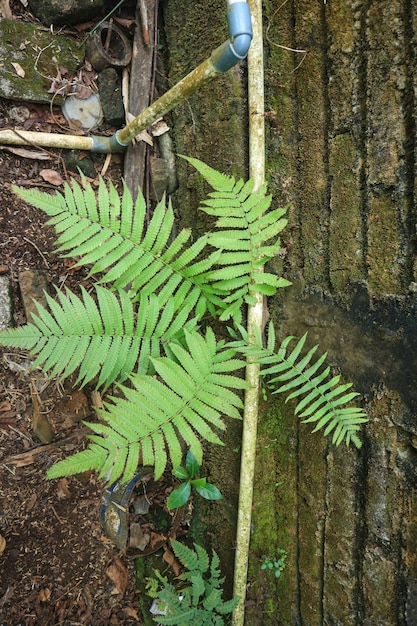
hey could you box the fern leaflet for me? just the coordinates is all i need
[182,156,291,320]
[230,323,367,447]
[13,178,225,319]
[0,285,197,389]
[46,328,247,484]
[153,540,239,625]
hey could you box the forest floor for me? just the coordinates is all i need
[0,89,145,624]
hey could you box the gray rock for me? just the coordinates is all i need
[98,68,125,127]
[28,0,104,26]
[0,276,12,331]
[0,18,84,104]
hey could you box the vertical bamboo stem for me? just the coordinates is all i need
[232,1,264,624]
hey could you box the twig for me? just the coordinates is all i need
[81,0,126,45]
[104,18,114,52]
[3,427,89,467]
[140,0,150,45]
[265,0,307,73]
[50,504,65,524]
[23,237,50,268]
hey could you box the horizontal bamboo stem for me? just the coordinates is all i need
[0,129,95,151]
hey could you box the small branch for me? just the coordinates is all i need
[232,1,265,624]
[3,427,89,467]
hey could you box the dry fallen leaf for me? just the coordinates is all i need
[39,169,64,186]
[2,147,50,160]
[0,534,6,556]
[163,545,181,576]
[67,389,88,413]
[122,606,140,620]
[38,588,51,602]
[11,62,25,78]
[106,557,129,595]
[151,119,170,137]
[56,477,71,500]
[126,112,153,146]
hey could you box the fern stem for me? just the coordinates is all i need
[232,1,265,623]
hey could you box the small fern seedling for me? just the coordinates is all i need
[151,540,239,625]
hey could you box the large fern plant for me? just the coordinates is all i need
[0,156,367,484]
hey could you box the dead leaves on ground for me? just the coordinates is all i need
[106,557,129,596]
[39,169,64,186]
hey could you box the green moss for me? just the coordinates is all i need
[329,133,364,292]
[0,18,84,104]
[245,397,298,625]
[135,552,169,626]
[367,195,403,295]
[161,1,247,238]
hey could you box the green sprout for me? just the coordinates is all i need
[261,549,287,579]
[167,450,222,509]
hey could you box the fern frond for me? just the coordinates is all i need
[153,540,238,624]
[46,444,108,478]
[46,328,247,484]
[173,540,203,573]
[229,323,367,448]
[0,285,197,389]
[181,155,291,320]
[13,178,225,319]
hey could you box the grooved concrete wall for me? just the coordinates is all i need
[163,0,417,624]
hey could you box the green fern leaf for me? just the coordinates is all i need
[172,540,201,572]
[203,588,223,611]
[216,596,240,615]
[193,542,210,574]
[229,323,367,448]
[46,444,107,479]
[155,606,197,624]
[0,285,197,389]
[154,540,236,624]
[46,329,246,483]
[181,155,290,320]
[191,575,206,606]
[13,179,225,320]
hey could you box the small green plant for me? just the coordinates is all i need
[167,450,222,509]
[149,539,239,625]
[261,549,287,579]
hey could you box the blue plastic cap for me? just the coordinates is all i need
[227,2,252,57]
[211,2,252,72]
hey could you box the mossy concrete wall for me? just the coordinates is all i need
[162,0,417,623]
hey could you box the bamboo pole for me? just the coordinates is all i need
[0,129,95,151]
[232,0,264,624]
[0,56,220,155]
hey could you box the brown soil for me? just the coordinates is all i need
[0,70,145,626]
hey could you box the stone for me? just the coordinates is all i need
[0,276,12,331]
[28,0,104,27]
[149,156,170,201]
[0,18,85,104]
[65,150,96,178]
[97,68,125,127]
[18,270,50,323]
